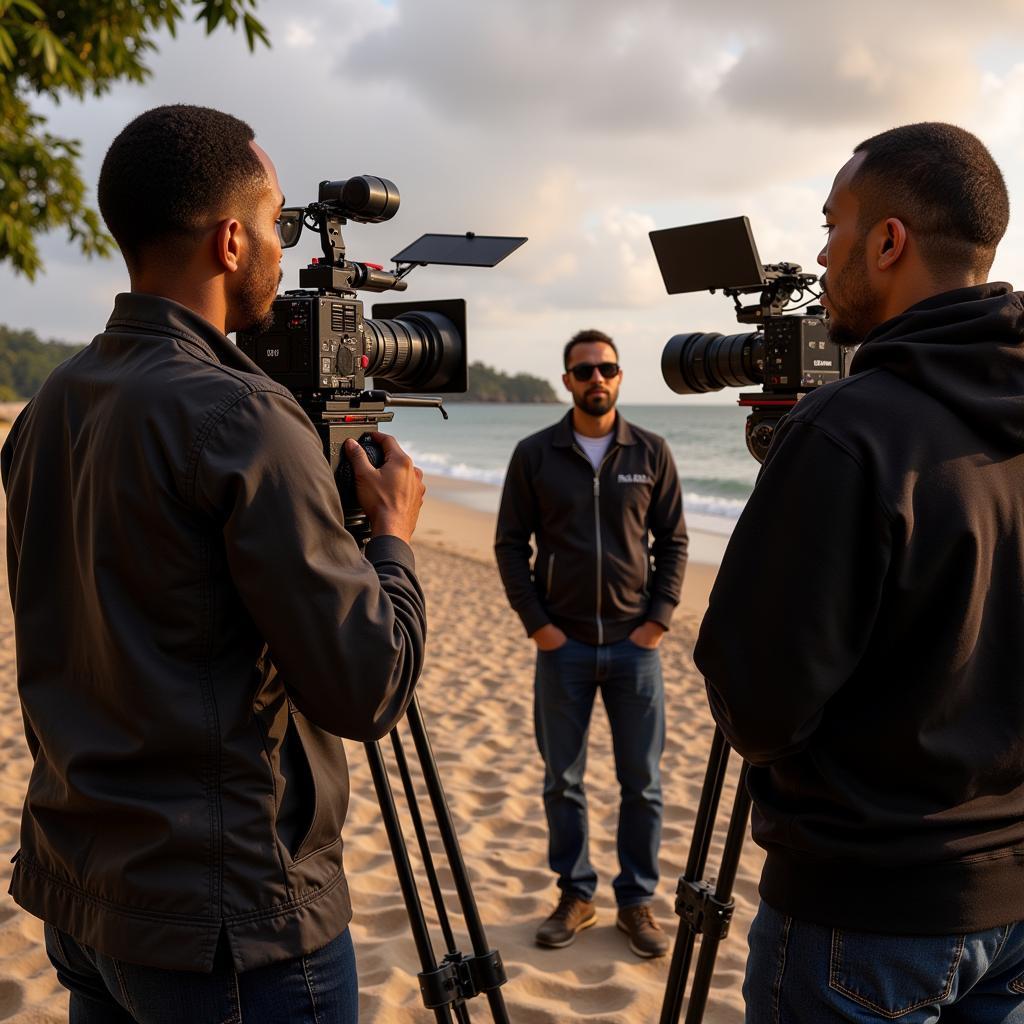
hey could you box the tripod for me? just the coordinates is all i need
[659,725,751,1024]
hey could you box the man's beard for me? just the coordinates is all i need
[822,237,881,348]
[576,387,617,416]
[235,230,282,336]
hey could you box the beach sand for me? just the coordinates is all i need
[0,445,762,1023]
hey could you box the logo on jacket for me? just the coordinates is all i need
[617,473,652,484]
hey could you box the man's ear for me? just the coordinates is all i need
[213,218,244,274]
[561,372,574,394]
[877,218,908,271]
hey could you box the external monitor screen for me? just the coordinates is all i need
[649,216,766,294]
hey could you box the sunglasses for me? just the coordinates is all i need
[567,361,620,382]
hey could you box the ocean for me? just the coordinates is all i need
[392,403,758,536]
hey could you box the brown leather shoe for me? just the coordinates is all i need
[535,893,597,948]
[616,903,669,958]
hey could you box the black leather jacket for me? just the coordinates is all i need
[494,411,687,645]
[1,293,426,972]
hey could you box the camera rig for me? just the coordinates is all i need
[238,178,525,1023]
[238,175,526,540]
[650,215,845,462]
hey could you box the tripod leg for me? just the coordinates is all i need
[390,729,461,954]
[684,763,752,1023]
[404,698,511,1024]
[389,730,472,1023]
[659,727,733,1024]
[364,739,455,1024]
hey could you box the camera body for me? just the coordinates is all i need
[762,313,837,389]
[240,293,367,392]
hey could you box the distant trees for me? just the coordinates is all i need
[448,361,559,403]
[0,324,82,399]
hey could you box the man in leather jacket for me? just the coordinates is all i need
[495,329,687,958]
[2,104,426,1023]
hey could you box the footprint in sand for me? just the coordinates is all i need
[0,979,24,1019]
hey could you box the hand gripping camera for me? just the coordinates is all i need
[649,216,848,462]
[237,175,526,541]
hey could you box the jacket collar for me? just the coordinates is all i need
[105,292,264,376]
[552,409,636,447]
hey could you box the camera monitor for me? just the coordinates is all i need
[649,216,767,294]
[393,233,528,268]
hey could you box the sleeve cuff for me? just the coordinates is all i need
[365,535,417,574]
[518,604,552,638]
[646,596,677,632]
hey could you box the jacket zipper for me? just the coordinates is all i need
[546,553,555,600]
[572,444,617,645]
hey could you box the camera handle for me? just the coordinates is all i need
[659,725,751,1024]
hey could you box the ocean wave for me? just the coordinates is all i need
[681,492,746,521]
[397,444,507,487]
[400,440,749,524]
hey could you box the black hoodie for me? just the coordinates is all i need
[695,283,1024,934]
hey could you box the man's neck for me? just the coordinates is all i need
[572,407,616,438]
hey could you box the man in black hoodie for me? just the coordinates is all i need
[695,123,1024,1020]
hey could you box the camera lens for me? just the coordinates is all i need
[661,331,764,394]
[363,310,464,392]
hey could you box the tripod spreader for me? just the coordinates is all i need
[675,878,736,943]
[420,950,507,1010]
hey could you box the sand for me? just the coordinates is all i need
[0,437,761,1023]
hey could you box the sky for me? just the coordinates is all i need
[7,0,1024,404]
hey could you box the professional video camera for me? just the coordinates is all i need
[237,175,525,541]
[649,215,846,462]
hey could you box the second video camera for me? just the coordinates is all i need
[650,216,846,462]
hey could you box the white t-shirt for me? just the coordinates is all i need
[573,430,614,471]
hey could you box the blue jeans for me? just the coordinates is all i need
[745,900,1024,1022]
[533,635,665,907]
[44,924,358,1023]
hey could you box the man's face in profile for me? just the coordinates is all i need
[232,142,284,336]
[817,153,882,347]
[563,341,622,417]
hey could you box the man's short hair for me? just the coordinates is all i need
[851,123,1009,278]
[564,329,619,369]
[98,105,268,268]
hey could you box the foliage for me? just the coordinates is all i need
[0,322,83,396]
[448,361,560,403]
[0,0,269,279]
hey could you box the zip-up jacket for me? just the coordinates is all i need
[494,411,687,645]
[696,283,1024,934]
[1,292,426,972]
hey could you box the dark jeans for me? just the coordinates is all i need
[745,900,1024,1022]
[533,634,665,907]
[44,924,358,1023]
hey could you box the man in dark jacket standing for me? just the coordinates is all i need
[696,122,1024,1021]
[495,330,687,957]
[2,105,426,1022]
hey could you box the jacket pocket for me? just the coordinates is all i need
[287,707,345,864]
[828,927,964,1017]
[255,696,345,867]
